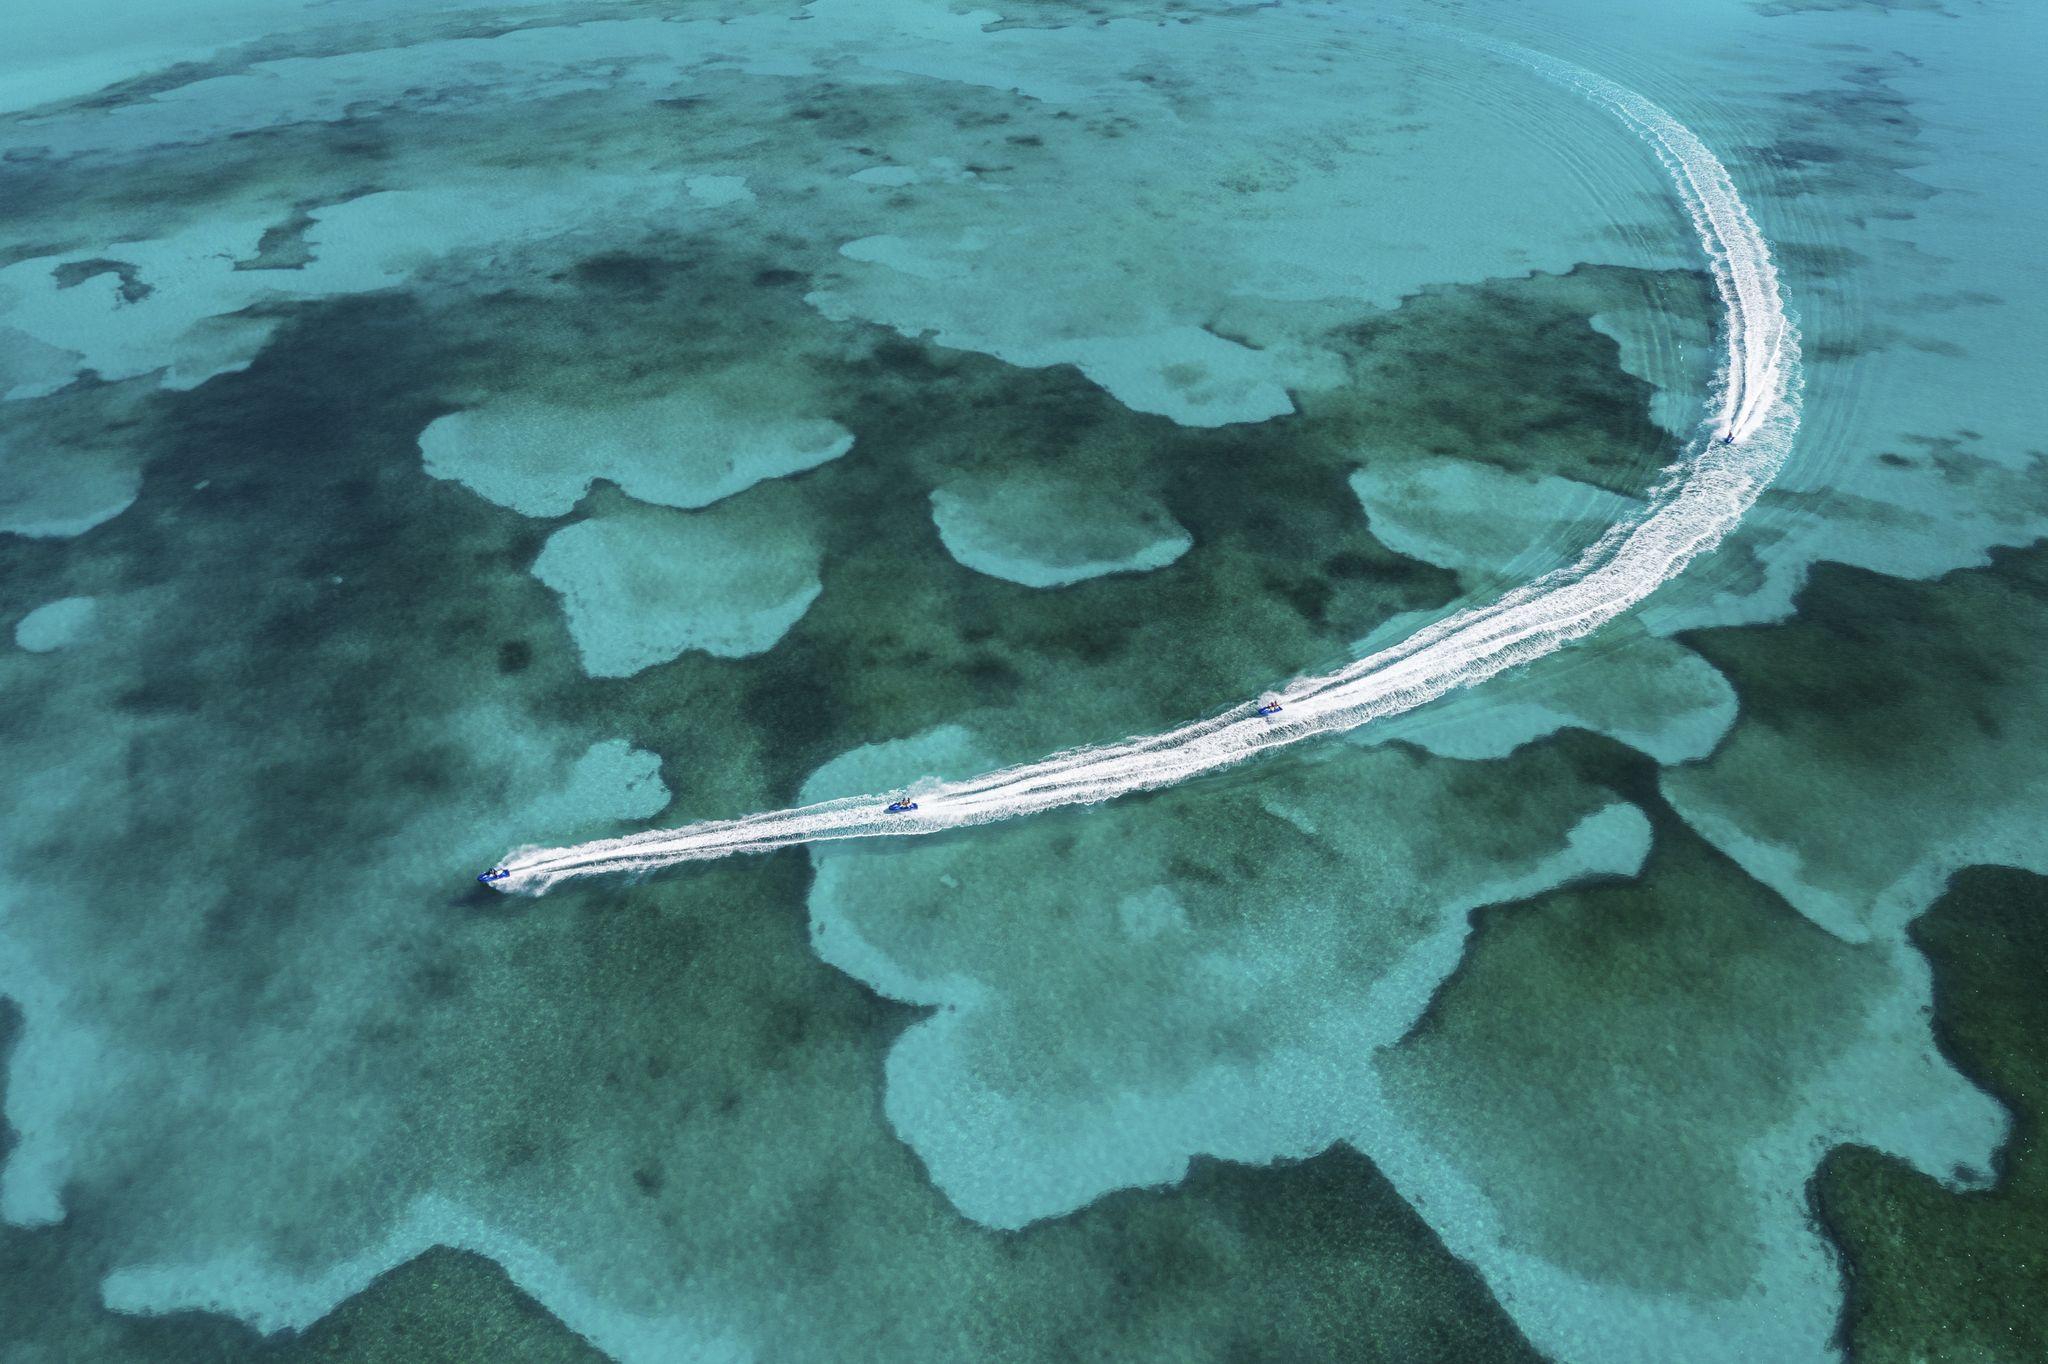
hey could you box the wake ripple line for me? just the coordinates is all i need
[493,44,1802,895]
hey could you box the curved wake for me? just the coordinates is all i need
[494,46,1801,895]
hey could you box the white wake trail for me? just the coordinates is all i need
[492,46,1801,895]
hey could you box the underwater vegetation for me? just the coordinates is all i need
[3,0,2044,1361]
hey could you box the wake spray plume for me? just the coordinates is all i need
[491,43,1801,894]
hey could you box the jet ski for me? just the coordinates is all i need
[1720,432,1736,445]
[1256,700,1283,717]
[477,867,512,885]
[885,798,919,814]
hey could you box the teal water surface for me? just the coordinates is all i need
[2,1,2043,1361]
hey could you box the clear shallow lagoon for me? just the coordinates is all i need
[1,1,2043,1361]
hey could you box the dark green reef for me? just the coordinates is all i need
[1814,866,2048,1364]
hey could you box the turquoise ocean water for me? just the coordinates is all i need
[1,1,2043,1360]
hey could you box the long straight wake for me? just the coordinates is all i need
[493,44,1801,895]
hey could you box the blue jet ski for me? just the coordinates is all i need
[1256,700,1283,717]
[477,867,512,884]
[885,799,919,814]
[1720,432,1736,445]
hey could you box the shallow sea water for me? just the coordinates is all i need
[1,1,2043,1361]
